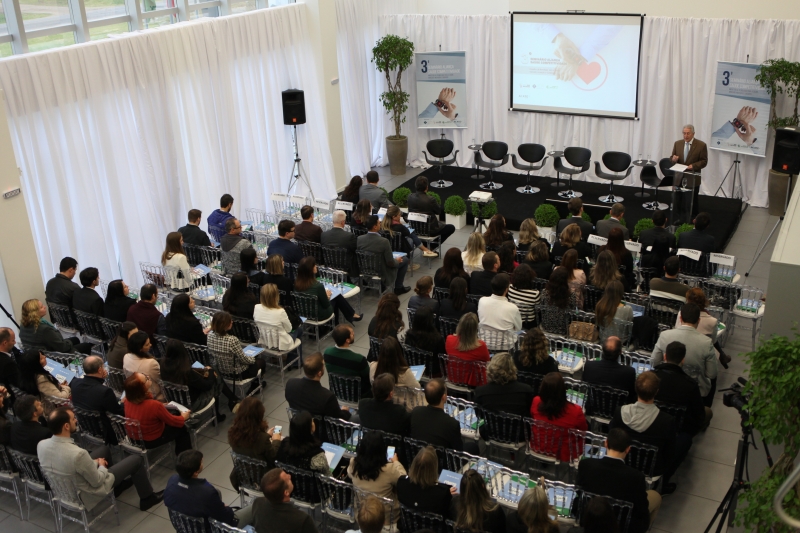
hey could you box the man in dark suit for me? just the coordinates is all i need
[359,171,391,209]
[72,267,104,317]
[321,210,359,277]
[0,328,21,398]
[409,379,463,452]
[45,256,81,307]
[266,220,303,265]
[671,124,708,217]
[649,256,690,302]
[582,336,636,402]
[9,395,52,455]
[70,356,124,444]
[357,215,410,295]
[638,210,676,251]
[293,205,323,243]
[250,468,319,533]
[610,371,677,493]
[178,209,212,247]
[469,252,499,297]
[284,353,354,422]
[358,373,411,436]
[557,197,595,241]
[407,176,455,248]
[676,212,715,255]
[596,203,630,240]
[577,428,661,533]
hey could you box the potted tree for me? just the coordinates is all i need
[444,195,467,230]
[754,58,800,129]
[674,223,694,241]
[372,35,415,175]
[392,187,411,213]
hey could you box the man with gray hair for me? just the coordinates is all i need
[671,124,708,217]
[70,355,124,443]
[321,210,358,277]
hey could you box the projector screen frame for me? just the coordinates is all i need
[509,11,645,121]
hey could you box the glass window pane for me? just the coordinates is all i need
[141,14,175,28]
[85,0,127,22]
[189,6,220,18]
[20,0,71,32]
[141,0,174,12]
[27,31,75,53]
[0,43,12,58]
[89,22,129,40]
[230,0,256,14]
[0,1,7,36]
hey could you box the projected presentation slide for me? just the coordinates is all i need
[511,13,643,119]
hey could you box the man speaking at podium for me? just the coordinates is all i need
[671,124,708,217]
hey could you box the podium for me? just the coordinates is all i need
[670,171,699,226]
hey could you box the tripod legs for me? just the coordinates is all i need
[704,481,744,533]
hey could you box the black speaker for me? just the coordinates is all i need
[772,127,800,175]
[282,89,306,125]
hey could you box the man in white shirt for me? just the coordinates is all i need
[477,273,522,351]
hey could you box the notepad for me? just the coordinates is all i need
[45,358,77,385]
[553,349,582,369]
[167,401,189,413]
[191,361,204,369]
[243,346,265,357]
[321,443,345,472]
[409,365,425,381]
[192,264,212,276]
[631,362,652,375]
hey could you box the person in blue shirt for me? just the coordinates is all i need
[266,220,304,265]
[207,194,235,241]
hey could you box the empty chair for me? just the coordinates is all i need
[316,474,356,531]
[422,139,459,188]
[640,164,670,211]
[328,373,362,409]
[553,147,592,199]
[8,449,59,530]
[0,445,24,519]
[475,141,510,190]
[511,143,548,195]
[45,470,120,532]
[595,151,633,204]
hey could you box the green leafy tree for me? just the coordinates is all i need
[755,59,800,129]
[634,218,655,239]
[471,201,497,219]
[372,35,415,139]
[674,223,694,240]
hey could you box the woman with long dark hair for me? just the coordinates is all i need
[104,279,136,322]
[276,410,329,473]
[497,241,518,274]
[341,175,363,204]
[166,294,207,345]
[404,306,446,362]
[294,256,361,324]
[595,280,633,343]
[524,241,554,281]
[452,469,506,533]
[368,293,404,340]
[123,331,164,401]
[483,214,514,249]
[508,264,541,328]
[228,397,282,490]
[561,248,586,309]
[598,227,635,291]
[530,372,587,461]
[161,231,192,291]
[222,273,258,320]
[540,267,578,335]
[589,250,623,290]
[369,336,420,388]
[107,321,138,369]
[434,247,470,289]
[347,430,406,516]
[408,276,439,314]
[240,247,269,286]
[438,277,477,322]
[18,349,70,401]
[351,199,374,230]
[514,328,559,376]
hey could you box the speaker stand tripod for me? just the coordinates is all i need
[745,172,795,277]
[715,154,744,199]
[287,124,314,200]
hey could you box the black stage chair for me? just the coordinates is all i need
[475,141,509,190]
[554,147,591,199]
[511,143,548,195]
[642,158,676,211]
[594,151,633,204]
[422,139,459,189]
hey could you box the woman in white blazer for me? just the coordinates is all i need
[253,283,302,357]
[161,231,193,291]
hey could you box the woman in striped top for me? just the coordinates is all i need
[507,264,541,329]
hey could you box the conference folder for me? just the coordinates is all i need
[409,365,426,381]
[321,443,345,472]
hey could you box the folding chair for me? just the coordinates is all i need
[328,373,361,409]
[298,241,325,265]
[230,451,271,507]
[627,439,660,489]
[45,470,119,532]
[481,410,526,469]
[319,265,362,314]
[161,379,217,447]
[108,414,173,480]
[406,213,442,268]
[444,396,482,442]
[648,297,682,328]
[139,262,167,289]
[317,474,356,531]
[292,291,334,351]
[74,310,108,346]
[368,335,382,363]
[8,449,59,530]
[322,246,354,274]
[46,300,80,336]
[567,428,608,472]
[105,367,127,397]
[582,285,605,310]
[210,518,248,533]
[72,406,109,449]
[0,445,24,519]
[516,371,544,394]
[654,401,688,433]
[400,505,449,533]
[99,317,123,343]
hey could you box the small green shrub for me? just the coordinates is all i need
[603,214,627,227]
[581,211,592,224]
[471,201,497,219]
[444,195,466,216]
[534,204,560,228]
[674,223,694,240]
[633,218,655,239]
[427,191,441,206]
[392,187,411,207]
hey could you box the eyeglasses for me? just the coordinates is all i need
[143,375,151,382]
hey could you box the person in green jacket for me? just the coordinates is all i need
[293,257,362,325]
[323,325,372,398]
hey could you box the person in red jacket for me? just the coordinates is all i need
[123,373,193,455]
[530,372,587,462]
[444,313,489,387]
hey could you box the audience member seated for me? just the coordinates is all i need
[409,379,463,451]
[397,445,454,517]
[207,194,235,239]
[18,349,71,402]
[382,205,437,259]
[610,371,677,493]
[497,241,518,275]
[582,336,636,402]
[677,212,715,255]
[162,232,193,291]
[72,267,104,316]
[285,353,353,421]
[262,254,295,306]
[178,208,212,247]
[106,321,137,369]
[295,256,361,325]
[595,281,634,343]
[123,372,192,455]
[126,283,167,341]
[104,280,136,322]
[652,303,717,407]
[19,299,92,354]
[223,273,258,320]
[478,273,522,333]
[348,495,385,533]
[324,325,372,397]
[445,313,490,387]
[513,328,559,376]
[483,214,514,250]
[676,287,729,367]
[266,220,303,265]
[321,210,359,277]
[640,232,673,274]
[506,485,560,533]
[408,275,439,314]
[565,495,619,533]
[0,386,9,445]
[207,311,266,390]
[0,328,21,395]
[539,267,578,335]
[508,264,541,329]
[551,224,591,268]
[39,407,164,511]
[557,198,595,241]
[518,218,553,253]
[404,306,446,365]
[44,256,80,307]
[165,449,243,527]
[253,283,303,358]
[451,469,506,533]
[221,218,255,276]
[407,176,455,248]
[474,352,534,418]
[599,228,635,291]
[341,175,363,205]
[294,205,323,243]
[358,215,411,295]
[596,203,630,240]
[523,240,554,281]
[461,232,485,275]
[639,209,676,251]
[437,278,477,322]
[71,355,125,443]
[360,171,391,209]
[240,247,269,287]
[351,199,374,231]
[9,395,51,455]
[251,468,319,533]
[347,430,407,517]
[589,250,624,290]
[123,331,164,401]
[227,397,282,491]
[369,336,420,389]
[649,256,690,302]
[368,293,405,341]
[470,251,499,297]
[357,374,411,437]
[562,248,587,307]
[577,428,660,533]
[530,372,588,462]
[434,247,470,289]
[275,410,329,473]
[166,294,207,346]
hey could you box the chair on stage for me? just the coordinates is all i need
[422,139,458,189]
[475,141,509,190]
[594,151,633,204]
[511,143,548,195]
[554,147,591,199]
[640,159,673,210]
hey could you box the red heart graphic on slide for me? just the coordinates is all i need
[577,62,601,84]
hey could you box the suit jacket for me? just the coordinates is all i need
[251,498,318,533]
[0,351,20,391]
[321,227,358,276]
[407,192,445,233]
[652,362,707,435]
[639,226,676,251]
[651,326,717,397]
[266,238,303,265]
[677,229,716,255]
[70,375,125,444]
[45,274,80,307]
[557,216,595,241]
[285,377,351,421]
[409,405,463,451]
[473,381,534,418]
[357,232,398,289]
[294,221,323,243]
[470,270,497,297]
[577,457,650,533]
[163,475,237,528]
[610,405,676,476]
[357,398,411,436]
[359,183,391,209]
[73,287,104,316]
[596,218,630,240]
[582,359,637,403]
[38,436,115,512]
[178,223,212,247]
[10,420,53,455]
[671,139,708,186]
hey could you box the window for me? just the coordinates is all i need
[19,0,71,32]
[28,31,76,53]
[86,0,127,22]
[229,0,255,14]
[89,23,129,40]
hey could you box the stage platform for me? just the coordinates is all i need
[400,166,744,253]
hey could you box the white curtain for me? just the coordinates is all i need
[0,4,337,288]
[337,12,800,207]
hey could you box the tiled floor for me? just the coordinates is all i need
[0,172,778,532]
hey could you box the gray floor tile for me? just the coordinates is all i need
[651,490,720,532]
[55,500,147,533]
[672,455,734,502]
[201,449,236,493]
[132,512,173,531]
[0,513,50,532]
[687,427,740,466]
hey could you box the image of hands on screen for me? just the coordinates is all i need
[419,87,459,121]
